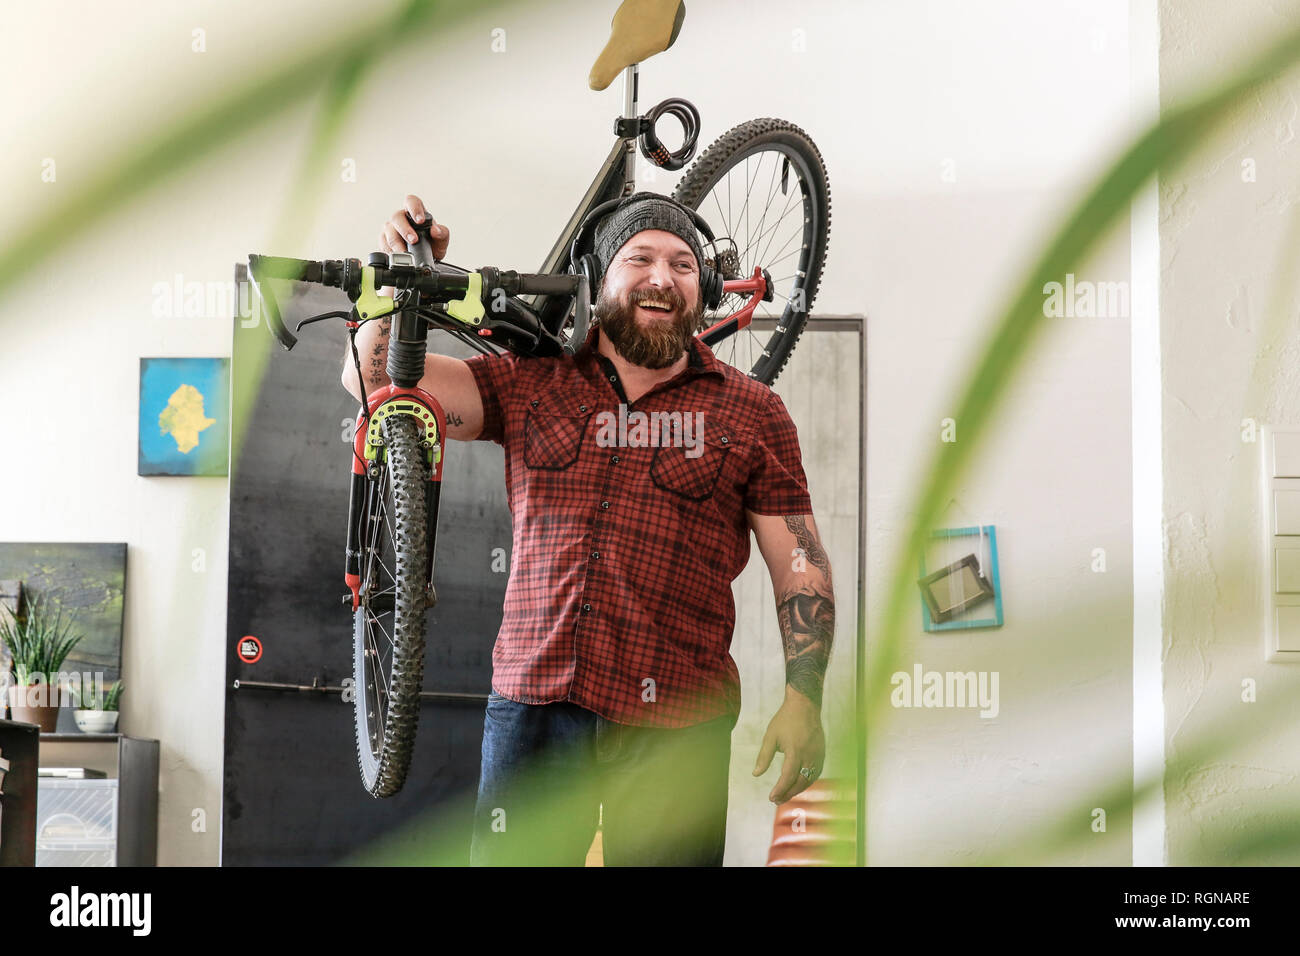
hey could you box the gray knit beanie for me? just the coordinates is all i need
[593,191,706,281]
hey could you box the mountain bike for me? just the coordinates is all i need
[245,0,831,798]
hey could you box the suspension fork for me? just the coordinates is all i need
[344,387,446,611]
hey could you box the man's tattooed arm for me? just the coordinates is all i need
[776,515,834,709]
[747,511,837,710]
[344,312,468,433]
[367,315,392,383]
[342,311,394,400]
[777,583,835,709]
[783,514,832,577]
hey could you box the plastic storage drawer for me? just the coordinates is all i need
[35,778,118,867]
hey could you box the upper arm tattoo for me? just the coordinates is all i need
[783,514,832,578]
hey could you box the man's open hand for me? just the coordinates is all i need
[752,690,826,804]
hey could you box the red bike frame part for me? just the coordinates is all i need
[701,268,769,338]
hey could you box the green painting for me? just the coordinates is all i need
[0,542,126,686]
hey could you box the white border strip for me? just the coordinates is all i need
[1130,0,1166,867]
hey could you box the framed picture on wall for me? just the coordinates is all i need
[918,525,1004,632]
[138,357,230,476]
[0,543,126,730]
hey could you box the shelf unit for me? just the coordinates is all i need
[36,733,159,866]
[0,719,39,866]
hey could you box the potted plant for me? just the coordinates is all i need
[0,591,84,732]
[73,679,123,734]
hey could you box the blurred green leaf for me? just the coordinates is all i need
[0,0,511,297]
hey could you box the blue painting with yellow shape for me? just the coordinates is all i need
[138,357,230,476]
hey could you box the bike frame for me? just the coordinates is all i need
[528,64,770,343]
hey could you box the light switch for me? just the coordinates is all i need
[1278,549,1300,593]
[1275,432,1300,477]
[1275,490,1300,534]
[1276,607,1300,652]
[1262,428,1300,660]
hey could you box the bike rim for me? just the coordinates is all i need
[358,462,400,770]
[689,143,820,379]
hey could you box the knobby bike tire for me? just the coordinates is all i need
[673,117,832,387]
[352,414,430,798]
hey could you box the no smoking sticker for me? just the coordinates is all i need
[237,635,263,664]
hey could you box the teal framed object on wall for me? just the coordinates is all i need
[919,525,1004,632]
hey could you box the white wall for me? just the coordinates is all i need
[1159,0,1300,865]
[860,0,1137,863]
[1,0,1141,865]
[729,327,861,866]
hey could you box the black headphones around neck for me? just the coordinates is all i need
[569,194,725,311]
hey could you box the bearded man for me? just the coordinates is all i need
[347,191,836,866]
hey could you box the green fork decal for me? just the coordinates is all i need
[364,399,442,468]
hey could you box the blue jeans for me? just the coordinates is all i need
[470,693,735,866]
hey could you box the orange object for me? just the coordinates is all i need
[766,779,856,866]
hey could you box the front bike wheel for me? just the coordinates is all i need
[352,414,430,798]
[673,117,832,386]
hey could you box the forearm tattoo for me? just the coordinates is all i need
[777,586,834,708]
[777,516,834,707]
[369,315,392,381]
[783,515,832,577]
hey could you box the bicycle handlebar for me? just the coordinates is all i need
[246,252,586,352]
[248,253,581,300]
[248,206,592,353]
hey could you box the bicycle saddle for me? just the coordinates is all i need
[588,0,686,91]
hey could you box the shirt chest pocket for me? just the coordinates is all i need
[650,434,735,501]
[522,394,595,470]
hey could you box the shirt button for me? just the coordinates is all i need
[582,603,592,612]
[720,436,729,444]
[600,501,610,510]
[579,404,588,413]
[609,375,617,382]
[610,455,620,464]
[530,400,539,408]
[591,551,599,559]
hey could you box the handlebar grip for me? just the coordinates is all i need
[405,212,438,268]
[513,273,581,297]
[246,254,306,351]
[249,255,320,282]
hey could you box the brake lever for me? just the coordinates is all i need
[294,310,355,333]
[247,254,299,351]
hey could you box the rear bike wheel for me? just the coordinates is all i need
[352,414,431,798]
[673,117,832,386]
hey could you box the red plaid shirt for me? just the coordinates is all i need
[463,325,812,728]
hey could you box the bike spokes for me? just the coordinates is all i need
[674,118,832,385]
[704,151,811,371]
